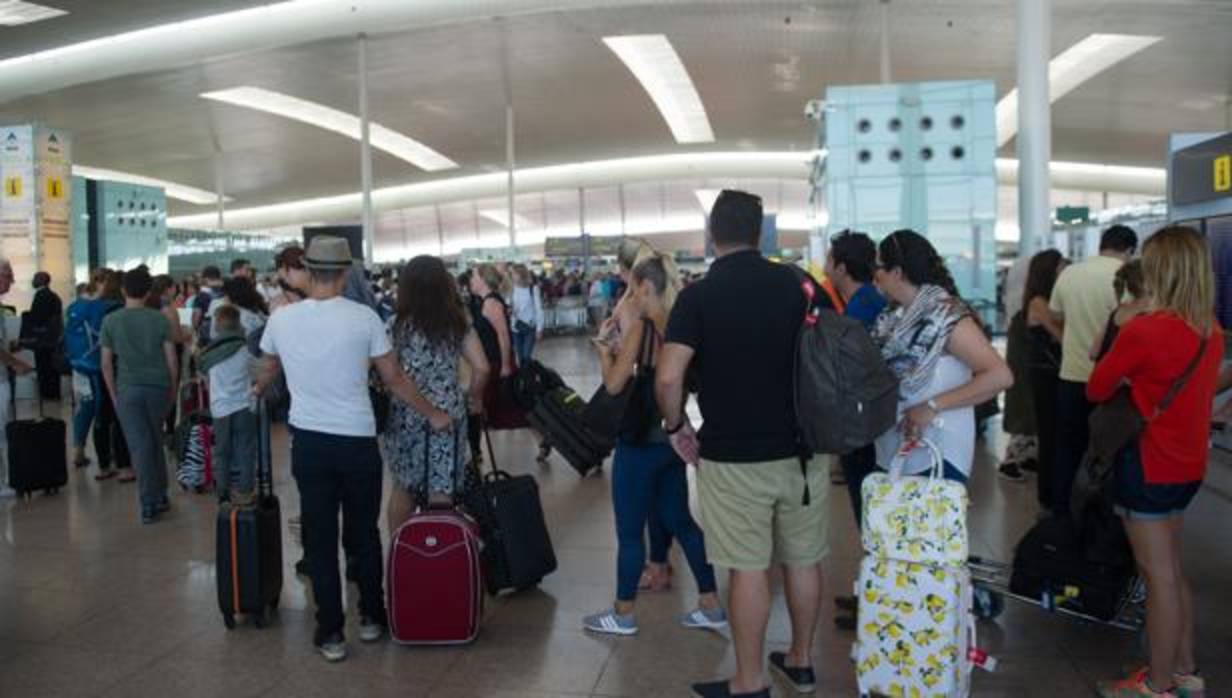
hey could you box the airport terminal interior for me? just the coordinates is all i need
[2,1,1232,696]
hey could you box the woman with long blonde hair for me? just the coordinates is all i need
[583,253,724,636]
[1089,226,1222,698]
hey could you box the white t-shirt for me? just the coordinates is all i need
[875,354,975,477]
[259,296,391,437]
[208,349,253,419]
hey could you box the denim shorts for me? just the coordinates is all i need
[1111,444,1201,521]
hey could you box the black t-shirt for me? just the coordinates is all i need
[665,250,814,463]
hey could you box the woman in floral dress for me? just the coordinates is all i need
[382,256,490,532]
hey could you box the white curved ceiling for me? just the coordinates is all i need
[0,0,1228,238]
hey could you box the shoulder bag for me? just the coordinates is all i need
[581,318,655,441]
[1087,335,1208,467]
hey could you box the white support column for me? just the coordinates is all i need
[214,152,225,231]
[1016,0,1051,257]
[358,33,375,266]
[618,183,627,237]
[879,0,892,84]
[434,204,444,257]
[506,104,516,249]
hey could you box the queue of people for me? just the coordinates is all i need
[0,192,1222,698]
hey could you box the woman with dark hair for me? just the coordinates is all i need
[872,230,1013,481]
[1022,249,1067,511]
[211,276,268,339]
[91,269,133,482]
[1090,259,1148,362]
[270,245,308,314]
[382,256,490,532]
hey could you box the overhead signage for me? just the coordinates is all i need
[1171,132,1232,206]
[37,128,71,242]
[543,234,625,258]
[4,177,20,197]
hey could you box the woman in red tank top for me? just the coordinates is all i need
[1088,226,1222,698]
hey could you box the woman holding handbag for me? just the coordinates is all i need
[1090,227,1222,698]
[871,230,1013,482]
[582,254,725,636]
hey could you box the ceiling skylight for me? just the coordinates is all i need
[0,1,66,27]
[201,86,457,172]
[996,33,1161,147]
[603,34,715,144]
[72,165,228,206]
[479,208,534,230]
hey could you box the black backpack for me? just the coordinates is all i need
[794,275,899,456]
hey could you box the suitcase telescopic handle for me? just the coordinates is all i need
[256,397,273,498]
[480,416,511,481]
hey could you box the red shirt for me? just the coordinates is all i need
[1087,312,1223,484]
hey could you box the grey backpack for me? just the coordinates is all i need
[794,280,899,456]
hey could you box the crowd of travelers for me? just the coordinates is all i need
[0,186,1222,698]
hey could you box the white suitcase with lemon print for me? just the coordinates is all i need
[854,440,984,698]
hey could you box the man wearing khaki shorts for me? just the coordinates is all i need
[656,190,832,698]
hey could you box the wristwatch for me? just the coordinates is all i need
[926,398,941,413]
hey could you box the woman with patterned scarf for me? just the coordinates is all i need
[871,230,1014,482]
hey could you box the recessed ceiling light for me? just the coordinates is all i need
[478,208,533,230]
[603,34,715,144]
[201,86,457,172]
[996,33,1161,147]
[694,189,721,213]
[72,165,228,206]
[0,1,67,27]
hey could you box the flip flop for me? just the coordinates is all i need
[94,470,117,481]
[117,471,136,483]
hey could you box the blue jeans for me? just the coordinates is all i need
[512,328,536,367]
[71,371,99,449]
[612,440,716,601]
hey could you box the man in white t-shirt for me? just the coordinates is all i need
[256,236,449,663]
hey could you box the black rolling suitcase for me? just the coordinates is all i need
[527,387,612,476]
[1008,516,1133,621]
[216,400,282,629]
[469,428,556,595]
[6,377,68,498]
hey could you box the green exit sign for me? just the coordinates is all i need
[1055,206,1090,224]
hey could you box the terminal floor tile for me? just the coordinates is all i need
[3,336,1231,697]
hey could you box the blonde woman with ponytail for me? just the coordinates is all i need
[602,239,678,592]
[1089,226,1222,698]
[583,253,725,637]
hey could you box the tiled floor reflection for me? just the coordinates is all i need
[3,335,1231,696]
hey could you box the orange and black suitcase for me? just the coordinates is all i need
[215,400,281,629]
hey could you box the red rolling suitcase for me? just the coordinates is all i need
[387,508,483,644]
[386,428,483,645]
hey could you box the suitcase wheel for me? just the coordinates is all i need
[223,613,236,630]
[973,585,1005,621]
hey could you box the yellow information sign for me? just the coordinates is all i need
[3,176,20,198]
[46,176,64,199]
[1216,155,1231,194]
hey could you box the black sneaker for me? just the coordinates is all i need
[998,461,1026,482]
[691,680,771,698]
[1019,458,1039,474]
[769,651,817,694]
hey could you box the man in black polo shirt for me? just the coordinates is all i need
[656,190,829,698]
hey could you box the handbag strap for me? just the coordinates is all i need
[1149,335,1208,420]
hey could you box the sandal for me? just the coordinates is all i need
[94,470,117,481]
[117,470,136,483]
[638,565,672,592]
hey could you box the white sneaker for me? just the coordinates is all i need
[582,609,638,636]
[679,606,729,630]
[358,617,385,643]
[0,486,16,499]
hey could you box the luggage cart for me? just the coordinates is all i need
[967,555,1146,633]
